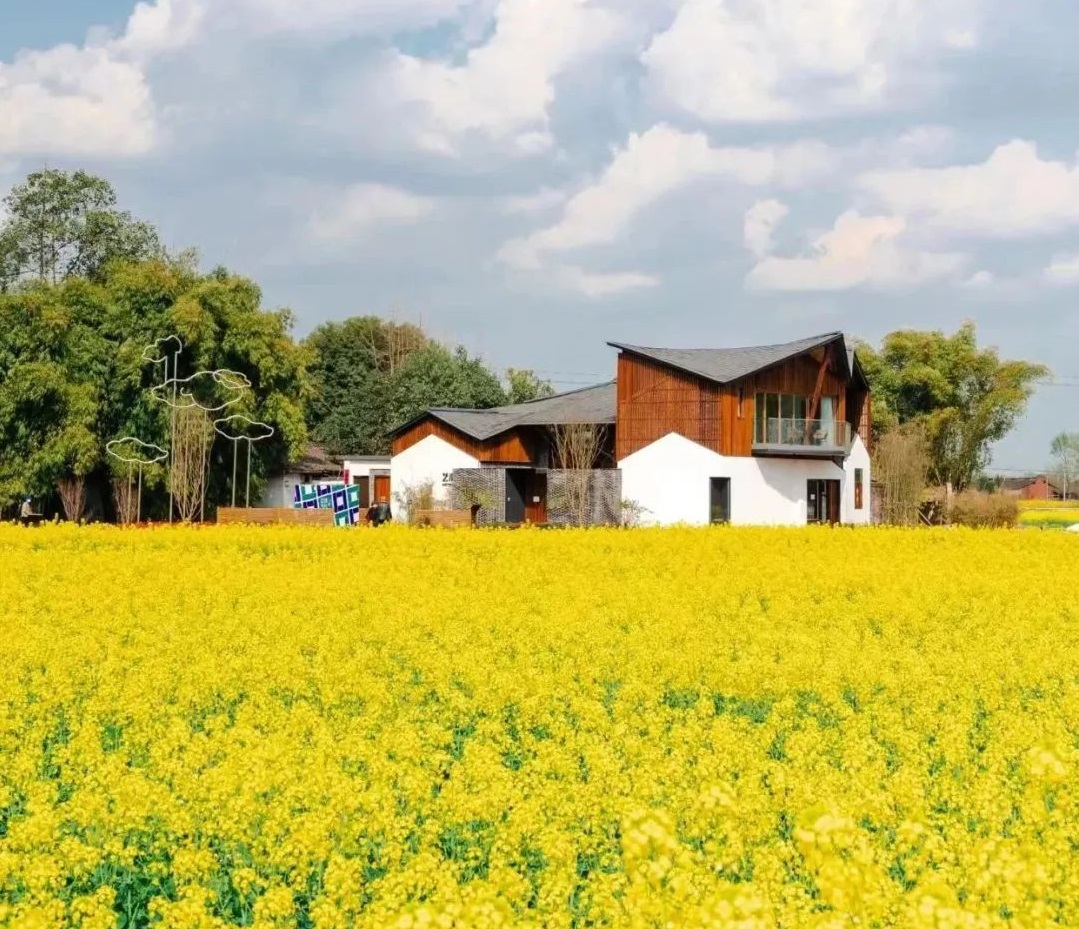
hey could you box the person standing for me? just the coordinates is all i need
[20,497,32,519]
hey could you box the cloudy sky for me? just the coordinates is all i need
[3,0,1078,470]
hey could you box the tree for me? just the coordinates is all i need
[856,323,1048,491]
[1050,432,1079,501]
[388,343,507,431]
[872,424,931,526]
[506,368,555,405]
[0,169,162,290]
[550,423,607,526]
[305,317,428,456]
[0,260,309,519]
[305,317,530,456]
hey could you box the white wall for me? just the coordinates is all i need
[342,457,392,482]
[261,472,304,508]
[620,432,863,527]
[390,435,480,520]
[842,434,872,526]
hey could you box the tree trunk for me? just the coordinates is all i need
[57,476,87,523]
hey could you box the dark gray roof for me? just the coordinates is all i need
[608,332,848,385]
[418,381,616,441]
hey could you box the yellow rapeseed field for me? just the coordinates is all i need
[1,524,1077,929]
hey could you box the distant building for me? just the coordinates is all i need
[389,332,873,527]
[1000,475,1062,501]
[261,444,343,508]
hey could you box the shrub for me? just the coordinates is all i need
[948,491,1019,528]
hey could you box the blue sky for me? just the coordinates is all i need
[2,0,1078,472]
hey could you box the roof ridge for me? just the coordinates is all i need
[609,332,843,353]
[508,379,615,408]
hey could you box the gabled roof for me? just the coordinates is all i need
[396,381,616,442]
[608,332,851,385]
[290,444,342,475]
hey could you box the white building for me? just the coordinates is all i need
[390,333,872,527]
[261,444,343,508]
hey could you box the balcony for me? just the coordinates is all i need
[753,417,851,458]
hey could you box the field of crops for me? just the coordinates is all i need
[1017,504,1079,529]
[2,525,1078,929]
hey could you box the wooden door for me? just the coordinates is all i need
[354,476,371,509]
[525,472,548,524]
[373,474,391,505]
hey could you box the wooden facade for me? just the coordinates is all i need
[616,353,724,461]
[617,341,868,460]
[392,418,532,464]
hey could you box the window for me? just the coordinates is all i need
[854,468,864,510]
[737,387,744,418]
[754,391,840,445]
[710,478,731,524]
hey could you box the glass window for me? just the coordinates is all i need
[710,478,731,524]
[794,395,807,422]
[854,468,864,509]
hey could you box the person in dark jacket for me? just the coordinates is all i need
[366,498,393,526]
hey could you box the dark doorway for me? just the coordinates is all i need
[710,477,731,524]
[354,476,371,509]
[807,479,841,525]
[506,469,528,524]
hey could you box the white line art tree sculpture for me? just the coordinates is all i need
[151,369,251,522]
[213,415,275,508]
[142,336,183,521]
[106,438,169,525]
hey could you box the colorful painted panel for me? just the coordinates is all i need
[292,483,362,526]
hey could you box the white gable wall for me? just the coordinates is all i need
[620,432,871,527]
[390,435,480,519]
[842,435,872,526]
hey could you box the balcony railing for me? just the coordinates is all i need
[753,418,851,454]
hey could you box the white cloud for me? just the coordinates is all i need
[746,211,965,291]
[642,0,979,123]
[0,0,482,159]
[499,124,832,270]
[962,270,996,288]
[500,188,568,215]
[743,199,789,258]
[388,0,623,155]
[1045,253,1079,286]
[306,184,434,241]
[0,44,155,157]
[859,141,1079,238]
[558,266,660,298]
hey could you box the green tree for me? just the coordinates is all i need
[305,317,428,456]
[387,343,508,436]
[857,323,1048,491]
[0,169,162,291]
[506,367,555,405]
[0,261,309,519]
[1050,432,1079,501]
[306,316,550,456]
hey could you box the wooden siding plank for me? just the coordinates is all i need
[391,418,532,464]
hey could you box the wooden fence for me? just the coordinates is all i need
[216,507,334,526]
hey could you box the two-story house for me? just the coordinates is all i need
[389,332,872,526]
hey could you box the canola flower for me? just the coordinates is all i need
[0,523,1077,929]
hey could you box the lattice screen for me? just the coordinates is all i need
[547,469,622,527]
[449,468,506,526]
